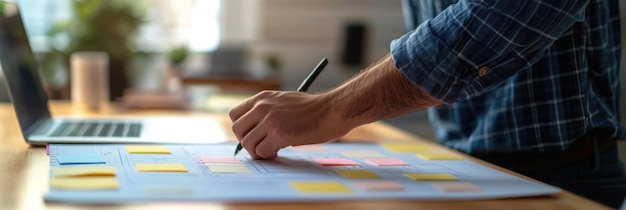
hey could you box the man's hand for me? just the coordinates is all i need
[229,91,352,159]
[229,54,442,160]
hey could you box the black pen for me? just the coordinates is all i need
[234,58,329,156]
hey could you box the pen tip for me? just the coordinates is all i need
[234,144,242,156]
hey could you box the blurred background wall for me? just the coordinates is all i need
[0,0,436,139]
[0,0,624,147]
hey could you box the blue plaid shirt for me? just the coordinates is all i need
[391,0,625,153]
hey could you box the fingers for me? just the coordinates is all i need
[229,90,312,160]
[239,116,284,160]
[230,91,279,159]
[229,97,255,122]
[229,91,274,121]
[230,91,268,147]
[231,108,262,140]
[239,123,266,160]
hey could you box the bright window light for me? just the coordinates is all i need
[188,0,221,52]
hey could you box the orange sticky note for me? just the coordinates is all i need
[290,181,352,193]
[135,163,188,172]
[335,169,379,179]
[404,173,457,181]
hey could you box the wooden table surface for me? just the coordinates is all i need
[0,101,609,210]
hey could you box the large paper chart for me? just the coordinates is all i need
[46,143,559,203]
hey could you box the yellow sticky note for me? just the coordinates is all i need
[51,166,116,177]
[335,169,379,179]
[290,181,352,193]
[404,173,457,181]
[50,177,119,190]
[417,153,463,160]
[126,145,171,154]
[135,163,188,172]
[382,143,429,153]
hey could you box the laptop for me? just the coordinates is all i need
[0,3,228,145]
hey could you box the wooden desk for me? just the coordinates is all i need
[0,101,609,210]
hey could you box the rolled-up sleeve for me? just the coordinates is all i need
[391,0,588,103]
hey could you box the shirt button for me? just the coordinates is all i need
[478,66,490,76]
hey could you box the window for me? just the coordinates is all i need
[19,0,221,53]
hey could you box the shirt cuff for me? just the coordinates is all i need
[391,20,481,104]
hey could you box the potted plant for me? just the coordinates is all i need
[165,45,188,93]
[47,0,145,101]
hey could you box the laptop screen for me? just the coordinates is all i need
[0,3,51,137]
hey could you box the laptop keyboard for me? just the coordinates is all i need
[50,121,142,137]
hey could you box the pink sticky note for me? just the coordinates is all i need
[198,156,241,164]
[352,180,406,192]
[313,158,360,166]
[46,144,50,156]
[365,158,408,166]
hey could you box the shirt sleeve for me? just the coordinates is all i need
[390,0,588,103]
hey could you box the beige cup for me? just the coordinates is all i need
[71,52,109,110]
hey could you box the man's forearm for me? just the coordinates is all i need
[326,54,443,128]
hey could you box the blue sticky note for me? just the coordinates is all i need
[56,154,106,165]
